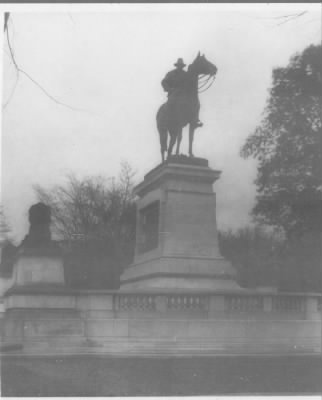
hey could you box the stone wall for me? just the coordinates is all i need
[2,289,321,356]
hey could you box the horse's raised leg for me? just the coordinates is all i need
[189,124,195,157]
[175,128,183,155]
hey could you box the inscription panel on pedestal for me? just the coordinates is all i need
[163,191,219,257]
[138,201,160,254]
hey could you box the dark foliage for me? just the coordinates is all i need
[241,44,322,239]
[239,44,322,292]
[278,232,322,293]
[218,227,322,292]
[218,226,283,289]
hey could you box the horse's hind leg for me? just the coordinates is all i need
[189,124,195,157]
[157,104,168,163]
[158,126,168,162]
[175,128,183,155]
[168,128,177,158]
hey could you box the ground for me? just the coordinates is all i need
[1,355,321,396]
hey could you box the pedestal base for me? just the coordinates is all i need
[121,256,239,290]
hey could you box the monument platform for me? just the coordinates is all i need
[121,156,239,290]
[1,182,321,358]
[2,288,321,356]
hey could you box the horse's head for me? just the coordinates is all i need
[190,52,218,77]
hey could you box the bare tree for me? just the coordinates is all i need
[34,162,137,288]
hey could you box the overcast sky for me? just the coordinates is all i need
[1,4,321,243]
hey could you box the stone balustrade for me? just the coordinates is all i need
[3,288,321,320]
[224,295,263,312]
[111,291,320,319]
[272,296,305,312]
[117,293,156,311]
[166,294,208,311]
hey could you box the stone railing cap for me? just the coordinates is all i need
[4,286,321,298]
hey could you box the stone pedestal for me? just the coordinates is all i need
[9,202,65,288]
[12,247,65,287]
[121,157,239,290]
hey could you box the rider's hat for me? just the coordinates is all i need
[174,58,186,68]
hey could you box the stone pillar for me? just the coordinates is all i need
[208,294,225,318]
[3,203,69,348]
[155,295,168,313]
[263,296,273,312]
[305,296,319,320]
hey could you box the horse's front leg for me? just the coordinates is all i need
[189,124,195,157]
[160,129,168,162]
[175,128,183,155]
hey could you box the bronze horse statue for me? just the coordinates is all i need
[157,53,217,162]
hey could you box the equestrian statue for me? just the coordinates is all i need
[157,52,217,162]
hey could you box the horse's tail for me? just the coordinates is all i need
[156,103,168,158]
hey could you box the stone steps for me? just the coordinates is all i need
[8,336,320,357]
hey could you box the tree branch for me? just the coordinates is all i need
[276,11,308,27]
[4,21,92,114]
[4,12,10,32]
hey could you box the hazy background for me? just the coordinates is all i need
[1,4,321,243]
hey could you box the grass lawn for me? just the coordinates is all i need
[1,355,321,396]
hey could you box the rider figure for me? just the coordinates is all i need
[161,58,187,96]
[161,58,203,128]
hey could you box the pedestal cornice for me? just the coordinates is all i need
[134,158,221,198]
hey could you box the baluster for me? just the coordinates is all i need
[253,297,257,310]
[237,297,242,311]
[252,297,256,310]
[250,297,254,310]
[170,296,175,308]
[242,297,247,311]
